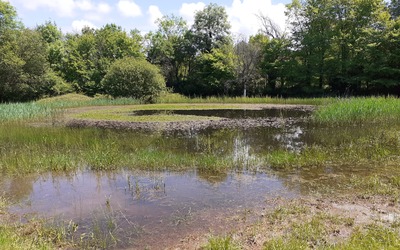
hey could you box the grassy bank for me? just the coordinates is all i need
[313,97,400,124]
[157,93,329,105]
[203,199,400,249]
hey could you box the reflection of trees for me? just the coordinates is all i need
[270,124,400,195]
[0,175,35,202]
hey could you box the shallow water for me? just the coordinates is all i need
[4,170,296,248]
[131,108,309,119]
[3,107,395,248]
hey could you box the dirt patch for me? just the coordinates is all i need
[64,104,313,132]
[168,195,400,250]
[66,117,302,132]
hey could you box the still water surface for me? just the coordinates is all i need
[2,107,368,248]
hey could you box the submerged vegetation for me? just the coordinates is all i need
[1,94,400,248]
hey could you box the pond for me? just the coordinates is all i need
[4,170,295,248]
[2,107,394,248]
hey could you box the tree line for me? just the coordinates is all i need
[0,0,399,102]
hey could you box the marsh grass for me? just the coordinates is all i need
[0,192,143,250]
[158,92,329,105]
[266,129,400,171]
[0,102,56,122]
[0,123,237,175]
[36,93,140,108]
[313,97,400,124]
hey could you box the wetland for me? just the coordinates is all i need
[1,98,400,249]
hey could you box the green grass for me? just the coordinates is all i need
[264,222,400,250]
[202,236,240,250]
[0,102,56,122]
[313,97,400,124]
[0,123,235,175]
[0,196,65,250]
[36,93,141,108]
[158,92,329,105]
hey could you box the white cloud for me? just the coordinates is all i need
[177,0,286,37]
[117,0,142,17]
[147,5,163,27]
[76,0,94,11]
[227,0,286,37]
[71,19,97,32]
[179,2,205,26]
[97,2,111,14]
[20,0,76,17]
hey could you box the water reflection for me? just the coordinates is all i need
[6,170,294,248]
[131,108,310,119]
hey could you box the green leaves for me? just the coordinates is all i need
[102,57,165,102]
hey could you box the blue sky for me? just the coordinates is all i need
[7,0,292,36]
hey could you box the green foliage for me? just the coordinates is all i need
[146,15,189,89]
[102,57,165,102]
[186,44,236,96]
[61,24,144,96]
[192,3,231,53]
[0,28,51,102]
[0,0,21,34]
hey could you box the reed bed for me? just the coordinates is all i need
[0,102,55,121]
[313,97,400,124]
[157,92,330,105]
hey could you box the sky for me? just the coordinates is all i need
[7,0,292,37]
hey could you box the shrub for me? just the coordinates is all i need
[102,57,165,102]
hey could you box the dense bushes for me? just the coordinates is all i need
[102,58,165,102]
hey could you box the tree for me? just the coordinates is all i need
[191,3,231,53]
[234,36,265,96]
[185,43,236,96]
[0,29,51,101]
[61,24,144,96]
[146,15,189,89]
[102,57,165,102]
[0,0,21,35]
[389,0,400,19]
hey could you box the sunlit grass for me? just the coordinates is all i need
[157,92,329,105]
[0,102,56,122]
[202,236,240,250]
[313,97,400,124]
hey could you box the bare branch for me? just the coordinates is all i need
[256,13,282,39]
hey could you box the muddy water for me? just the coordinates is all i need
[5,171,295,248]
[4,107,387,248]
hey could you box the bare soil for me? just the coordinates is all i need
[64,104,313,132]
[166,195,400,250]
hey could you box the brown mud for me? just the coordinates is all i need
[168,195,400,250]
[64,104,313,132]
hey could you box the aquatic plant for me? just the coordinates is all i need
[313,97,400,124]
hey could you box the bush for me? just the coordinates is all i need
[102,57,165,102]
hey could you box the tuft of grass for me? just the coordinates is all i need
[334,224,400,249]
[313,97,400,124]
[202,236,240,250]
[264,212,400,250]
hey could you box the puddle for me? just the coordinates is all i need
[3,170,296,248]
